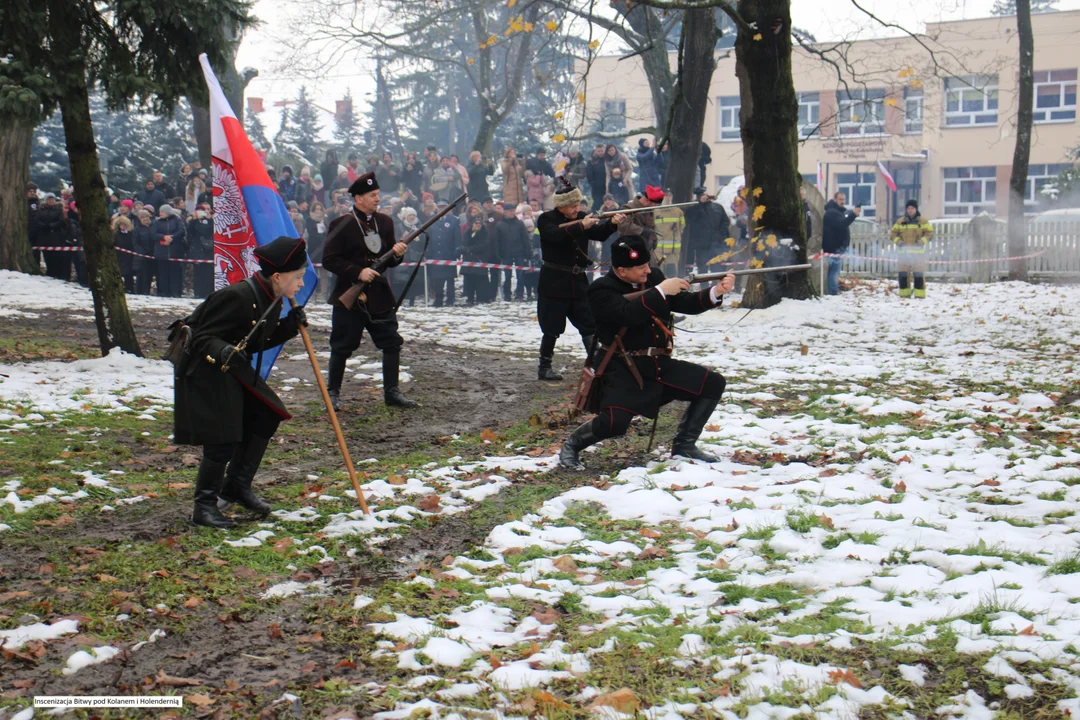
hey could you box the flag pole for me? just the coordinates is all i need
[297,322,370,515]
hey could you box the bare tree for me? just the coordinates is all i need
[1008,0,1034,281]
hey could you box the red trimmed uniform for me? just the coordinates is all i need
[587,267,726,438]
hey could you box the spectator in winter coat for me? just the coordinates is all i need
[346,154,361,183]
[152,204,187,297]
[112,215,136,292]
[656,140,670,188]
[320,150,340,192]
[466,151,495,202]
[184,175,205,216]
[187,204,215,298]
[585,144,608,210]
[526,148,555,179]
[402,152,424,199]
[564,150,587,190]
[430,156,464,203]
[138,180,167,211]
[495,203,531,301]
[682,188,731,277]
[427,202,460,307]
[294,166,314,206]
[422,147,440,193]
[821,192,860,295]
[305,202,331,301]
[525,170,545,205]
[636,138,662,189]
[311,174,327,206]
[607,167,631,206]
[604,144,634,197]
[153,171,174,199]
[331,166,351,192]
[462,214,492,305]
[36,194,73,280]
[500,148,526,206]
[377,152,401,194]
[277,165,297,203]
[698,141,712,186]
[133,210,156,294]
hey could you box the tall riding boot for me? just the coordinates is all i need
[192,457,237,528]
[383,349,418,408]
[671,395,721,462]
[581,333,595,357]
[538,334,563,381]
[327,353,348,410]
[559,419,600,470]
[218,436,273,516]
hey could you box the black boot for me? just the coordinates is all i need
[538,334,563,381]
[581,334,595,360]
[383,349,418,408]
[671,395,721,463]
[218,436,272,516]
[192,458,237,528]
[327,353,347,410]
[559,419,600,470]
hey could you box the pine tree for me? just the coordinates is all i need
[280,86,322,163]
[333,89,360,153]
[991,0,1058,15]
[245,110,270,152]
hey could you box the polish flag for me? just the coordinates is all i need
[816,162,825,190]
[199,53,318,378]
[877,160,898,192]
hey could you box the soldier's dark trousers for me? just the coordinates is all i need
[201,390,282,468]
[537,295,597,339]
[591,371,726,439]
[327,304,405,391]
[432,276,455,307]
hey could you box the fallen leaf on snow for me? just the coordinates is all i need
[553,555,578,573]
[588,687,641,713]
[827,668,863,688]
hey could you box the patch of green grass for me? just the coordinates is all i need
[822,531,883,550]
[786,510,825,533]
[742,524,777,541]
[1046,552,1080,576]
[945,540,1047,566]
[1037,488,1067,502]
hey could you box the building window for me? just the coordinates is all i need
[835,172,876,217]
[943,166,996,216]
[1025,163,1071,211]
[718,96,740,141]
[798,92,820,138]
[1033,70,1077,123]
[944,75,998,126]
[904,87,923,134]
[715,175,736,191]
[837,88,886,135]
[600,99,626,131]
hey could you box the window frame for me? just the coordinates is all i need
[904,86,923,134]
[836,87,886,136]
[718,96,741,142]
[835,172,877,218]
[798,92,820,138]
[942,166,997,216]
[1024,163,1070,211]
[600,99,627,132]
[944,75,999,127]
[1032,69,1077,124]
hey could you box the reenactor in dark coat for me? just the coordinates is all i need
[534,185,625,381]
[321,172,415,410]
[187,204,215,299]
[426,201,460,307]
[559,235,735,470]
[173,236,309,528]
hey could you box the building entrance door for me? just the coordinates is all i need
[890,164,922,221]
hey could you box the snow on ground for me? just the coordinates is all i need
[2,271,1080,715]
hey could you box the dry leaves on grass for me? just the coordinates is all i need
[827,668,863,688]
[587,687,641,713]
[155,669,204,687]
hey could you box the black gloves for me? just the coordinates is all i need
[291,305,308,327]
[219,344,248,367]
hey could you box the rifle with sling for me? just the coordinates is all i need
[558,201,699,229]
[339,192,468,310]
[622,263,812,301]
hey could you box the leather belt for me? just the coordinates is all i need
[601,345,672,357]
[543,261,591,274]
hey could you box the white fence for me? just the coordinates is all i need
[834,218,1080,281]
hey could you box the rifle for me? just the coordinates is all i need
[622,263,812,301]
[221,294,283,372]
[338,192,468,310]
[558,201,699,229]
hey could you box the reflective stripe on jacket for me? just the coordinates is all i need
[890,215,933,252]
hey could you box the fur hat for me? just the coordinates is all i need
[349,172,379,196]
[554,186,583,209]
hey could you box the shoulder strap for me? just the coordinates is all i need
[594,328,627,377]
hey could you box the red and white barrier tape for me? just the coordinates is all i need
[34,246,216,264]
[812,249,1048,265]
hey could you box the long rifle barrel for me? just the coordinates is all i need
[687,263,811,283]
[558,200,700,229]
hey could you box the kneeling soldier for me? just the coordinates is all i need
[174,236,309,528]
[560,235,735,469]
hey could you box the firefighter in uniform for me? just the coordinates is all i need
[174,236,309,528]
[559,235,735,469]
[616,185,665,263]
[534,185,625,381]
[890,199,933,298]
[322,172,417,409]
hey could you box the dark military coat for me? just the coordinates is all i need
[174,275,299,446]
[536,209,617,299]
[589,268,722,418]
[323,209,404,315]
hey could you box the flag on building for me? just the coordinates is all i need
[877,160,898,193]
[816,162,825,190]
[198,53,318,379]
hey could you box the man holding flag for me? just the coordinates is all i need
[171,55,320,528]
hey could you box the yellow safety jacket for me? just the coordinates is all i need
[890,214,933,253]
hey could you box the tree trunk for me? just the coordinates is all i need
[665,8,719,272]
[191,101,213,170]
[1008,0,1033,282]
[58,69,143,357]
[734,0,814,308]
[614,6,675,124]
[0,118,40,273]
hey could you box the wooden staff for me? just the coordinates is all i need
[297,323,371,515]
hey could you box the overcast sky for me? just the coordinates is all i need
[233,0,1080,138]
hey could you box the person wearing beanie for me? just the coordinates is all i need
[636,137,661,189]
[890,199,933,299]
[173,235,309,529]
[532,184,627,381]
[616,184,666,261]
[559,235,735,470]
[322,172,417,410]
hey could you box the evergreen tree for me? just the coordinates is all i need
[280,86,322,163]
[333,89,360,153]
[991,0,1057,14]
[245,110,270,153]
